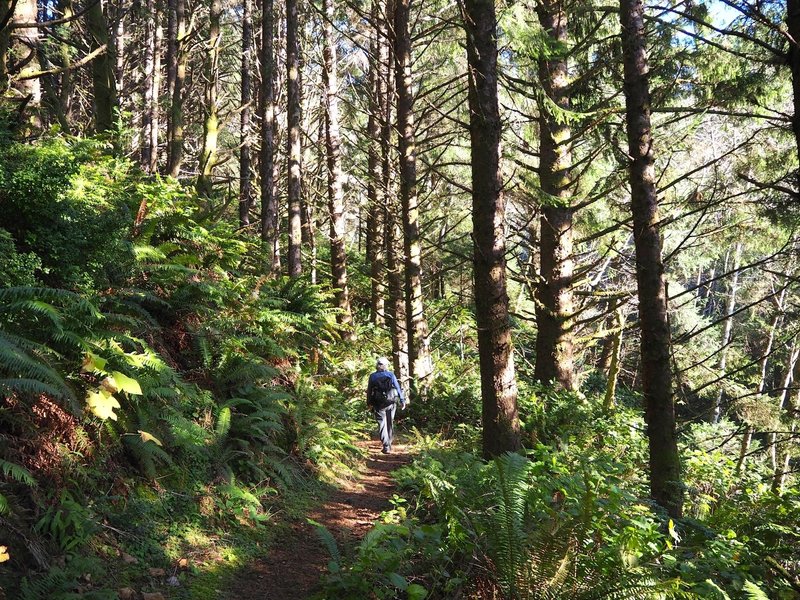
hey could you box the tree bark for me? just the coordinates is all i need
[10,0,42,104]
[86,0,117,133]
[463,0,520,458]
[788,0,800,161]
[286,0,303,276]
[141,0,161,173]
[534,0,575,391]
[197,0,221,197]
[773,351,800,493]
[0,0,11,90]
[322,0,353,333]
[603,306,625,412]
[619,0,683,518]
[167,0,186,177]
[393,0,432,391]
[259,0,279,271]
[381,0,408,388]
[366,0,386,325]
[113,0,124,100]
[240,0,254,227]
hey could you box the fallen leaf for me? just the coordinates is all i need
[0,545,9,563]
[121,552,138,564]
[118,587,136,600]
[148,567,166,577]
[142,593,166,600]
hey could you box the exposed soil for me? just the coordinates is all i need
[225,440,411,600]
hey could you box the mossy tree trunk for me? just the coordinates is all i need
[534,0,575,391]
[86,0,117,133]
[167,0,186,177]
[197,0,221,197]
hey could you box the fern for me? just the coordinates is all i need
[310,519,342,567]
[0,458,36,486]
[488,452,533,599]
[122,434,174,478]
[741,581,770,600]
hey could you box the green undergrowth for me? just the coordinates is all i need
[317,391,800,600]
[0,135,376,598]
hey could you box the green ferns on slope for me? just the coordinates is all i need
[0,136,365,597]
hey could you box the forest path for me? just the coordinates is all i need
[225,440,411,600]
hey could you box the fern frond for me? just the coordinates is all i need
[0,458,37,486]
[310,519,342,566]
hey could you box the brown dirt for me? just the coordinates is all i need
[225,440,411,600]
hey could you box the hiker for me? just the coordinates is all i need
[367,357,407,454]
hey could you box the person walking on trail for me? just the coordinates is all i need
[367,357,407,454]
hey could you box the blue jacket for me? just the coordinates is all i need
[367,370,405,407]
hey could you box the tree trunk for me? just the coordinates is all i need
[619,0,682,518]
[165,0,176,153]
[86,0,117,133]
[534,0,575,391]
[603,306,625,412]
[301,185,316,283]
[197,0,221,197]
[167,0,186,178]
[736,288,785,476]
[773,352,800,494]
[382,5,408,389]
[0,0,11,90]
[322,0,353,333]
[141,0,158,173]
[10,0,42,105]
[366,0,386,325]
[259,0,279,271]
[788,0,800,161]
[57,0,74,134]
[114,0,124,100]
[240,0,254,227]
[769,343,798,478]
[712,242,742,423]
[393,0,432,391]
[286,0,303,276]
[463,0,520,458]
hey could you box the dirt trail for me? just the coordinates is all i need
[226,441,410,600]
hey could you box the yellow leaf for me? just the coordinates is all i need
[111,371,142,395]
[81,352,107,373]
[138,430,163,446]
[0,545,9,562]
[86,389,121,421]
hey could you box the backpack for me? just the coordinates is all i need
[370,375,397,408]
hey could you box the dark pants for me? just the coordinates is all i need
[373,402,397,450]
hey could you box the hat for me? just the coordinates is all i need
[376,357,390,369]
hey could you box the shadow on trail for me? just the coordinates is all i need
[223,441,411,600]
